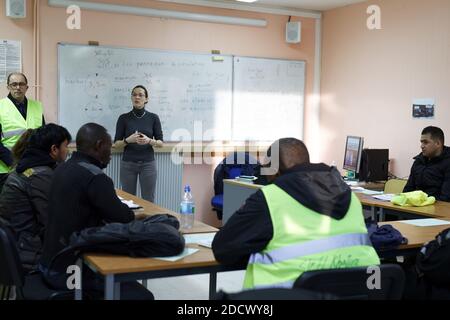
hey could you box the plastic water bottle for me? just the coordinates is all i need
[180,185,195,229]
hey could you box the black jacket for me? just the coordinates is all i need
[0,148,56,270]
[212,163,352,266]
[40,151,134,271]
[403,146,450,201]
[49,215,185,273]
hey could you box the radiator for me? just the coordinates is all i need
[104,152,183,212]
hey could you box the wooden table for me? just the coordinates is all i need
[351,181,385,191]
[76,190,237,300]
[116,189,217,234]
[356,192,450,221]
[378,219,450,257]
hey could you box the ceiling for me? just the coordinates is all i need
[157,0,369,12]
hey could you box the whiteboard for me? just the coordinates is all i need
[232,56,305,141]
[58,44,233,141]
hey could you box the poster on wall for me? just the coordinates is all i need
[412,98,435,119]
[0,40,22,83]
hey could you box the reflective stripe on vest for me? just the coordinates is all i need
[253,280,295,290]
[248,233,371,265]
[2,128,26,139]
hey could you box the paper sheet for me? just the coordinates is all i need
[153,248,199,261]
[362,189,383,195]
[184,232,217,245]
[0,40,21,82]
[373,194,395,201]
[121,199,141,209]
[400,219,450,227]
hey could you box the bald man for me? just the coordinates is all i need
[0,73,45,191]
[213,138,380,290]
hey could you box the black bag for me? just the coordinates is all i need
[416,227,450,287]
[48,214,185,273]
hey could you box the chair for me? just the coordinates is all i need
[0,225,73,300]
[215,288,336,300]
[384,179,408,194]
[211,152,260,220]
[294,264,405,300]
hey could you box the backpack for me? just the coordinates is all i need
[416,228,450,287]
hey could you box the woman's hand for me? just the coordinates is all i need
[136,133,152,145]
[125,132,140,144]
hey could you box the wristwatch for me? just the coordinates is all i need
[123,138,129,145]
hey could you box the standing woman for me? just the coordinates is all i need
[114,85,163,202]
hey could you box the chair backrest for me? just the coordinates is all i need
[215,288,336,300]
[0,225,25,288]
[213,152,260,195]
[384,179,408,194]
[293,264,405,300]
[227,167,243,179]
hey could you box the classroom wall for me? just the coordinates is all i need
[320,0,450,178]
[1,0,318,227]
[0,0,35,98]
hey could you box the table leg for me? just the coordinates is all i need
[114,282,121,300]
[209,272,217,300]
[379,208,385,222]
[370,206,376,221]
[105,274,115,300]
[75,259,83,300]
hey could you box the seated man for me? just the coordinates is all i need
[403,126,450,201]
[212,138,380,290]
[39,123,151,299]
[0,124,71,270]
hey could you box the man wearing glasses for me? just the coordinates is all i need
[0,73,44,191]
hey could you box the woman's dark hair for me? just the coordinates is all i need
[132,85,149,99]
[12,129,35,164]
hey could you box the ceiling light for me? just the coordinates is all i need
[236,0,258,3]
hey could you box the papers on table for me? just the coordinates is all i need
[372,193,395,201]
[153,248,199,261]
[121,199,142,209]
[362,189,383,196]
[235,176,257,183]
[117,195,143,209]
[350,187,383,195]
[400,219,450,227]
[153,233,216,261]
[184,232,216,248]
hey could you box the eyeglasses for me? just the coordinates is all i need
[8,82,27,88]
[131,93,146,98]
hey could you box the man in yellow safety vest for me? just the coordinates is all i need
[0,73,44,191]
[212,138,380,290]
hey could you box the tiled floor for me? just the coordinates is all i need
[144,270,246,300]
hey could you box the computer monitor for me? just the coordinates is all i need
[343,136,364,177]
[359,149,389,182]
